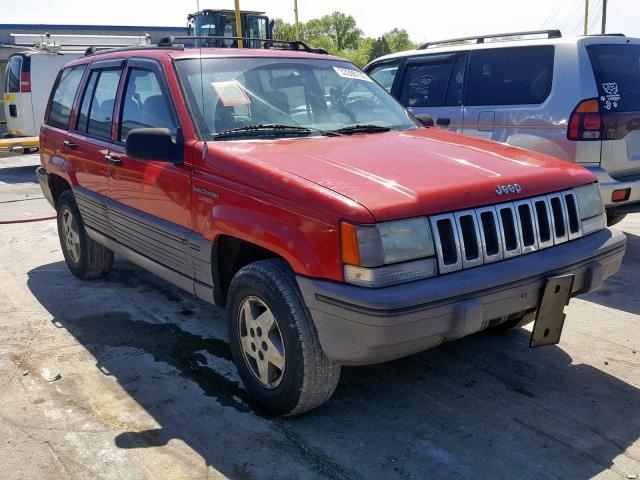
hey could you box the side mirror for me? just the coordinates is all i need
[125,128,182,163]
[414,114,434,128]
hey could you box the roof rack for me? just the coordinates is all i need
[157,36,328,54]
[84,43,184,57]
[418,29,562,49]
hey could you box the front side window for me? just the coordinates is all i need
[47,65,86,130]
[587,44,640,112]
[175,57,418,140]
[77,69,121,140]
[466,46,554,106]
[4,56,22,93]
[401,61,454,108]
[120,69,176,141]
[367,60,400,92]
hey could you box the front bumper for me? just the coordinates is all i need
[35,167,55,208]
[587,166,640,213]
[297,228,626,365]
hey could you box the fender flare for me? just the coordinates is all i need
[203,204,332,277]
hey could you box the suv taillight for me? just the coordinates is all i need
[20,72,31,93]
[568,99,601,141]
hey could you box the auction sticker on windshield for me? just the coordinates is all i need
[211,80,251,107]
[333,67,373,82]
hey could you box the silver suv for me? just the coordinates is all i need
[365,30,640,225]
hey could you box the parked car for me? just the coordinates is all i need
[36,41,626,416]
[364,30,640,226]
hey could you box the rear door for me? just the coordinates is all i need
[3,54,34,136]
[396,53,467,132]
[66,60,123,197]
[462,46,555,142]
[587,42,640,178]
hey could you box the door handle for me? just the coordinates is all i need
[105,154,123,167]
[436,118,451,127]
[63,140,77,149]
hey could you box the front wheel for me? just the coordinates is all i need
[227,259,340,416]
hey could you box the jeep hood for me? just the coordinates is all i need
[217,129,595,222]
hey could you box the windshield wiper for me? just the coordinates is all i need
[333,124,392,135]
[214,124,340,139]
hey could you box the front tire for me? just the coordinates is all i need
[227,259,340,416]
[57,191,113,280]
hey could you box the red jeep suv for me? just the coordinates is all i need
[36,40,626,416]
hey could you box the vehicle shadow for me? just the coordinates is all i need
[27,260,640,479]
[0,164,39,185]
[582,231,640,315]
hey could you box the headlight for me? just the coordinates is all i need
[340,218,436,287]
[575,183,604,219]
[575,183,606,235]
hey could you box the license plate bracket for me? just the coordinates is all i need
[530,275,575,348]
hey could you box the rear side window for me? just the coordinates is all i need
[120,69,176,140]
[401,61,454,108]
[368,60,400,92]
[4,56,22,93]
[587,44,640,112]
[466,46,554,106]
[47,65,86,130]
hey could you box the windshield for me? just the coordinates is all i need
[175,57,418,140]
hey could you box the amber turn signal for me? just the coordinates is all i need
[340,222,361,265]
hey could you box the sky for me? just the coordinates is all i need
[3,0,638,43]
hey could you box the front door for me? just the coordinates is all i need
[107,58,194,276]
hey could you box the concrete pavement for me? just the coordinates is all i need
[1,155,639,479]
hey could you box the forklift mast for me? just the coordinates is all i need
[187,9,274,48]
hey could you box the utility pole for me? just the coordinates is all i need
[584,0,589,35]
[601,0,608,34]
[294,0,300,39]
[234,0,244,48]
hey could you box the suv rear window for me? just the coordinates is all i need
[4,56,22,93]
[466,46,554,106]
[48,65,86,130]
[587,44,640,112]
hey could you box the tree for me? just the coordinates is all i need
[321,12,363,51]
[271,12,416,67]
[368,36,391,63]
[384,28,416,52]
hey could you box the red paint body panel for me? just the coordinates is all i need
[42,48,597,283]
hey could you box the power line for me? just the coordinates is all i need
[558,0,585,33]
[542,0,571,28]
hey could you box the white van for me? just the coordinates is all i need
[3,50,83,137]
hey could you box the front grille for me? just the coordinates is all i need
[430,189,582,274]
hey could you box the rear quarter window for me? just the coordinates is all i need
[466,46,555,106]
[47,65,86,130]
[587,44,640,112]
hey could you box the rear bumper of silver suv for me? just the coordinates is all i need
[297,228,626,366]
[588,166,640,213]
